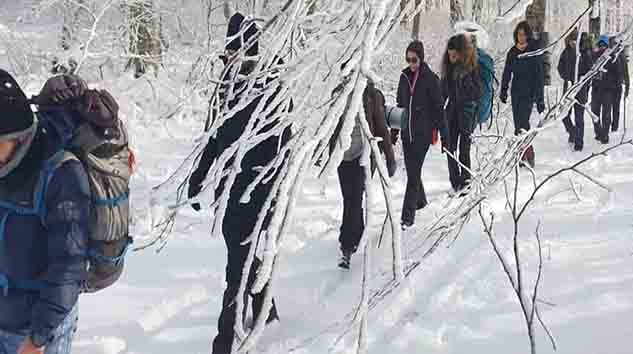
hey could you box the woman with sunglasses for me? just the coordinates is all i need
[396,40,448,229]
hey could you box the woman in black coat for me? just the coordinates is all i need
[396,40,448,228]
[500,21,545,167]
[441,34,482,193]
[557,31,593,150]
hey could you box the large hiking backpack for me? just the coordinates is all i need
[37,89,133,293]
[477,47,496,126]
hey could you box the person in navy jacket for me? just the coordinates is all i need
[0,70,90,354]
[500,20,546,167]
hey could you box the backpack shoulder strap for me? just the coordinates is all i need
[36,151,80,222]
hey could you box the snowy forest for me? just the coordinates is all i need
[1,0,633,354]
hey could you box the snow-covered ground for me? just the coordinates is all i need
[73,94,633,354]
[2,2,633,353]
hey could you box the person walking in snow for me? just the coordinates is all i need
[328,76,397,269]
[188,13,289,354]
[591,35,625,144]
[396,40,448,229]
[0,71,90,354]
[500,21,546,168]
[610,36,630,133]
[557,30,593,151]
[441,34,482,194]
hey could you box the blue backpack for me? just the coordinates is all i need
[477,48,496,126]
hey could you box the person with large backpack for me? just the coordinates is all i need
[0,71,132,354]
[441,34,483,194]
[558,30,593,151]
[500,21,546,168]
[454,22,496,129]
[188,12,289,354]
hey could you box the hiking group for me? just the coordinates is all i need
[0,10,629,354]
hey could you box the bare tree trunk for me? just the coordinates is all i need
[412,0,422,39]
[589,0,601,40]
[224,0,233,20]
[126,0,163,78]
[616,0,622,32]
[450,0,464,27]
[472,0,483,23]
[526,0,551,85]
[307,0,317,15]
[60,0,85,51]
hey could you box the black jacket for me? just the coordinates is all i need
[442,64,482,133]
[501,41,545,104]
[558,46,593,87]
[558,46,593,100]
[616,52,630,90]
[396,63,447,144]
[592,48,626,91]
[189,58,292,233]
[442,64,482,108]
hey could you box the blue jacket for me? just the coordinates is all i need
[501,40,545,105]
[0,120,90,344]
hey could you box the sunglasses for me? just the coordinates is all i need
[406,57,419,64]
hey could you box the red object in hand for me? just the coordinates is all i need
[431,128,439,145]
[128,148,137,174]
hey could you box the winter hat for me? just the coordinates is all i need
[0,69,37,178]
[226,12,259,56]
[598,35,610,47]
[0,69,35,136]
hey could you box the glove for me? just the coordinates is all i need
[441,136,450,154]
[537,102,546,114]
[387,158,397,178]
[34,74,88,106]
[390,129,399,145]
[500,91,508,104]
[188,182,202,212]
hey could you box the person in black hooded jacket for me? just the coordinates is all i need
[187,12,290,354]
[500,21,545,167]
[441,34,482,193]
[557,30,593,151]
[591,35,625,144]
[396,40,448,228]
[610,36,630,132]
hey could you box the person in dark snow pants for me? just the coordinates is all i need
[0,71,90,354]
[610,36,630,132]
[441,34,482,193]
[396,40,448,228]
[500,21,545,168]
[188,13,290,354]
[557,30,593,151]
[327,79,397,269]
[591,35,625,144]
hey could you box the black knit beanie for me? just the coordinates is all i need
[0,69,35,136]
[226,12,259,56]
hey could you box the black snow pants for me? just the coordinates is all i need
[337,158,366,254]
[591,88,616,143]
[401,133,430,225]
